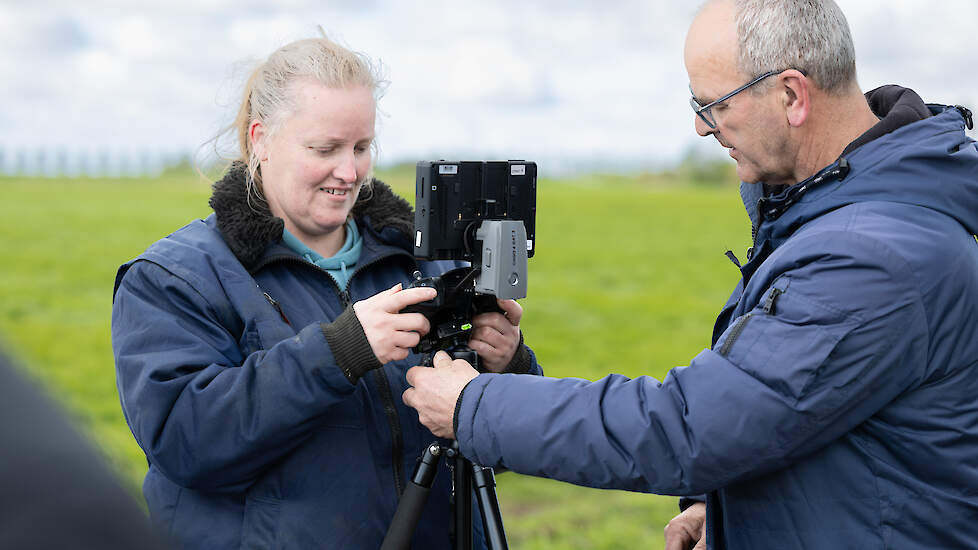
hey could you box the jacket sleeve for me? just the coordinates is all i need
[112,260,360,493]
[502,332,543,376]
[455,232,928,495]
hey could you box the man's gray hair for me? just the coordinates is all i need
[733,0,857,93]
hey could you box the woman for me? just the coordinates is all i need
[111,36,540,549]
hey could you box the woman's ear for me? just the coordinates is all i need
[781,69,810,128]
[249,120,268,162]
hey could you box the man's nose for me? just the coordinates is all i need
[694,114,714,137]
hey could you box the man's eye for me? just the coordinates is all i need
[310,146,335,155]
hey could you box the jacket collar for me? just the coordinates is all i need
[842,85,932,156]
[208,163,415,271]
[741,86,975,245]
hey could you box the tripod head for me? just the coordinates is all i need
[402,267,500,357]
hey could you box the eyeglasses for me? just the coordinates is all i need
[689,69,785,129]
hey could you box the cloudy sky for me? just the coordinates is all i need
[2,0,976,175]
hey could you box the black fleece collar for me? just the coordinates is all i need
[208,162,415,270]
[842,85,931,157]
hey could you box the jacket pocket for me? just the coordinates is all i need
[721,277,857,405]
[321,387,366,429]
[240,496,281,549]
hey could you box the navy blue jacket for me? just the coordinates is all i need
[454,90,978,548]
[112,167,541,549]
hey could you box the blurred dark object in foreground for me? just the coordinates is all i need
[0,346,171,549]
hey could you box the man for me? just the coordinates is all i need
[402,0,978,547]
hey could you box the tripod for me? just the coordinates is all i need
[381,345,508,550]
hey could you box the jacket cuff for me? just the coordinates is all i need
[679,495,707,512]
[321,305,382,384]
[452,378,478,439]
[501,332,532,374]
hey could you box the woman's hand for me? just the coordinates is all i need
[467,299,522,373]
[353,284,436,364]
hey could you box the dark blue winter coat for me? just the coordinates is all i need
[454,89,978,548]
[111,166,541,549]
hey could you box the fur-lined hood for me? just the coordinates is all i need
[208,163,414,270]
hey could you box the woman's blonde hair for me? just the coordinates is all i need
[226,34,386,200]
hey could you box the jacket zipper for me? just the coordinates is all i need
[342,251,413,497]
[718,287,784,356]
[257,249,416,498]
[372,369,406,496]
[762,287,783,315]
[261,292,292,326]
[719,313,752,357]
[748,159,851,261]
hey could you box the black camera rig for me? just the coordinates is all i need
[404,160,537,355]
[383,160,537,550]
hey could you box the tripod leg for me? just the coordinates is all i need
[445,347,510,549]
[452,446,473,550]
[381,444,442,550]
[472,465,508,550]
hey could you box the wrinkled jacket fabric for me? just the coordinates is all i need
[455,97,978,548]
[112,169,541,549]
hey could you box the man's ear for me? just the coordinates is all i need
[781,69,810,127]
[249,120,268,161]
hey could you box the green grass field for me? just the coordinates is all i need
[0,168,751,548]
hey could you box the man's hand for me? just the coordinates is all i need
[467,299,522,373]
[353,284,436,364]
[664,502,706,550]
[403,351,479,438]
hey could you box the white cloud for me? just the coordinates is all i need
[1,0,975,176]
